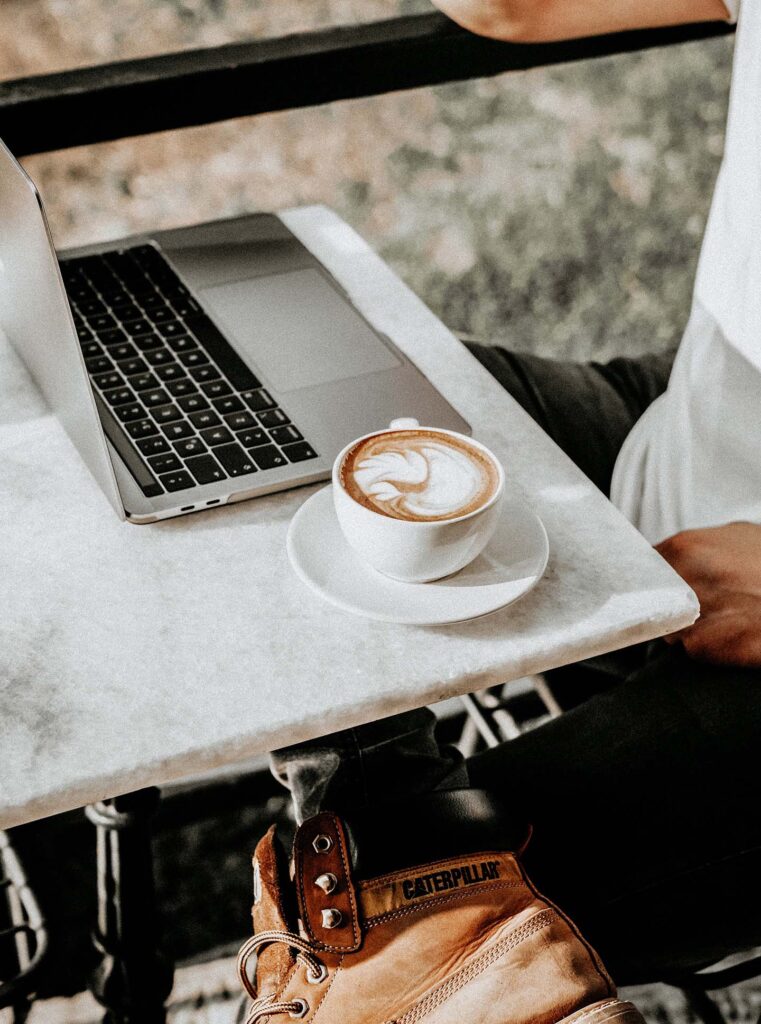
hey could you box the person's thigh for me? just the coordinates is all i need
[467,643,761,982]
[465,344,674,496]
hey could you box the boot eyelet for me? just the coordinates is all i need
[314,872,338,894]
[312,834,333,854]
[321,908,343,929]
[306,962,328,984]
[289,998,309,1018]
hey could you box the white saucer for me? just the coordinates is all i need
[286,486,549,625]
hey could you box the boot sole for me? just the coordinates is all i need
[560,999,646,1024]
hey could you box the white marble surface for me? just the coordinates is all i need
[0,206,698,829]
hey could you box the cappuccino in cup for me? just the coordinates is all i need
[340,429,501,523]
[332,421,505,583]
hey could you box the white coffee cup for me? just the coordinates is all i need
[332,419,505,583]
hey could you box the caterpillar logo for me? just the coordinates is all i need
[402,861,500,900]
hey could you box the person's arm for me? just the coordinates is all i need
[656,522,761,667]
[430,0,733,43]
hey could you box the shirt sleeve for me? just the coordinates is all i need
[723,0,740,23]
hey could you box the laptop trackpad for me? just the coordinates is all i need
[198,268,400,393]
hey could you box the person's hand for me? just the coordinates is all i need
[427,0,732,44]
[656,522,761,667]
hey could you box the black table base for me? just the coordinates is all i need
[85,789,174,1024]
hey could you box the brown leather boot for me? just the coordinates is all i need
[238,792,644,1024]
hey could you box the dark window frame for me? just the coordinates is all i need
[0,13,733,157]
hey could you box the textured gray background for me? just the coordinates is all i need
[2,0,734,362]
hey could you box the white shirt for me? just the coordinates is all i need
[610,0,761,543]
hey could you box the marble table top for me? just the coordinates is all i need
[0,206,698,829]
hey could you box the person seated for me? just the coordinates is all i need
[237,0,761,1021]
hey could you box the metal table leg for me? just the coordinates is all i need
[86,788,174,1024]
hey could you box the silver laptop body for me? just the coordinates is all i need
[0,138,468,523]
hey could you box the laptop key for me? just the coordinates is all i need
[68,283,96,304]
[104,290,132,308]
[112,302,142,323]
[166,335,196,353]
[171,297,200,318]
[103,387,135,407]
[114,403,146,423]
[201,380,231,399]
[241,388,276,413]
[133,334,163,352]
[129,372,160,392]
[97,328,128,346]
[142,388,172,408]
[213,396,244,416]
[105,250,150,287]
[270,424,303,446]
[156,364,186,383]
[127,419,160,440]
[184,314,260,390]
[153,403,183,424]
[163,282,190,300]
[110,342,138,362]
[225,411,256,432]
[141,255,186,286]
[76,325,93,342]
[129,244,168,272]
[178,393,208,414]
[157,320,185,337]
[124,319,154,337]
[159,470,195,493]
[199,426,233,447]
[189,410,221,430]
[173,437,206,458]
[166,378,196,397]
[179,350,210,368]
[149,307,174,323]
[250,444,286,471]
[148,452,182,474]
[185,454,226,485]
[161,420,194,441]
[214,443,257,477]
[105,276,138,297]
[93,371,123,390]
[144,349,175,367]
[88,313,117,332]
[283,441,318,463]
[136,433,169,453]
[258,408,289,429]
[80,259,119,292]
[140,292,165,310]
[189,364,220,383]
[81,340,103,359]
[78,298,107,317]
[86,356,113,375]
[236,426,267,448]
[117,357,148,377]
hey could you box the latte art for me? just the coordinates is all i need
[341,429,500,522]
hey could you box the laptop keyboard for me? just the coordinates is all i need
[59,244,318,499]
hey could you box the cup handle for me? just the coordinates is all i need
[388,417,420,430]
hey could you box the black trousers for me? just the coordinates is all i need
[272,345,761,984]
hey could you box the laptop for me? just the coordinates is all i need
[0,138,469,523]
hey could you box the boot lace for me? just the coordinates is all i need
[237,929,326,1022]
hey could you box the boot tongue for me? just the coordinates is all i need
[251,826,297,994]
[291,811,362,952]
